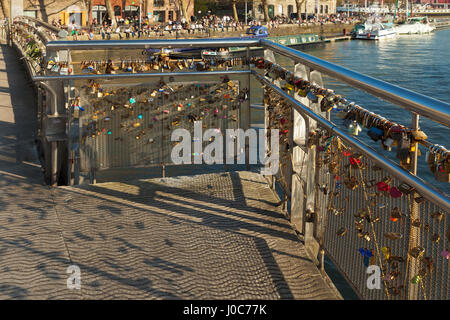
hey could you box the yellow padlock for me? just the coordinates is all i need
[285,83,294,91]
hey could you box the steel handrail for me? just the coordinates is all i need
[253,72,450,211]
[260,39,450,127]
[43,38,450,127]
[45,38,261,50]
[15,16,60,34]
[32,70,252,82]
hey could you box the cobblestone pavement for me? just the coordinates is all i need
[1,170,342,299]
[0,42,341,300]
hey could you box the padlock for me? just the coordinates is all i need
[434,163,450,182]
[348,121,362,136]
[430,211,444,222]
[409,246,425,259]
[385,232,402,240]
[390,207,402,221]
[367,127,384,141]
[410,275,421,284]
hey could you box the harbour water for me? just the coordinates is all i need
[252,28,450,193]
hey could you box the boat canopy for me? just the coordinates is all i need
[246,26,269,37]
[409,17,427,21]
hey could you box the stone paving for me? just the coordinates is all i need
[0,42,341,300]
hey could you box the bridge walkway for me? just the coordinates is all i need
[0,42,341,300]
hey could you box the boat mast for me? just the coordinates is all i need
[393,0,400,21]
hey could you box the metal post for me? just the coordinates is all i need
[411,113,420,175]
[51,141,58,186]
[407,113,421,300]
[245,46,251,170]
[245,1,248,26]
[8,0,12,46]
[319,248,325,271]
[38,80,60,186]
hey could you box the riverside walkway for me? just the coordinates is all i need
[0,43,341,299]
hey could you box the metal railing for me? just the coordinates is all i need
[8,28,450,299]
[260,39,450,127]
[0,19,9,42]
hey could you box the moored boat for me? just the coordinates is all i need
[395,17,436,34]
[354,21,397,40]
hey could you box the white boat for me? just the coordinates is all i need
[395,17,436,34]
[354,22,397,40]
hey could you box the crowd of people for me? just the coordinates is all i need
[57,11,361,40]
[108,13,247,37]
[266,13,360,28]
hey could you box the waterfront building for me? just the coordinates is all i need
[21,0,194,26]
[90,0,195,24]
[413,0,450,9]
[250,0,337,20]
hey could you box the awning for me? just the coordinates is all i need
[125,6,139,11]
[93,6,106,11]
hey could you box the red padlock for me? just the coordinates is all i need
[377,181,390,192]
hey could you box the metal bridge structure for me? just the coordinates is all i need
[0,16,448,300]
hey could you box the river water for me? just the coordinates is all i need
[251,28,450,193]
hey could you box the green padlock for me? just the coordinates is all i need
[410,275,421,284]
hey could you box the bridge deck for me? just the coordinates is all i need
[0,42,341,300]
[1,170,342,299]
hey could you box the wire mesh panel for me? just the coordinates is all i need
[319,134,448,300]
[69,79,241,177]
[263,86,292,197]
[251,56,449,300]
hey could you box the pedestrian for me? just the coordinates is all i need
[115,26,122,39]
[100,26,105,40]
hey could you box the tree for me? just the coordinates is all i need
[142,0,151,17]
[86,0,93,25]
[232,0,239,21]
[295,0,306,18]
[176,0,188,21]
[0,0,9,20]
[105,0,116,27]
[261,0,269,22]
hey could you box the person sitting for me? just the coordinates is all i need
[100,26,106,39]
[125,27,131,39]
[70,20,78,40]
[115,26,122,39]
[106,26,112,40]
